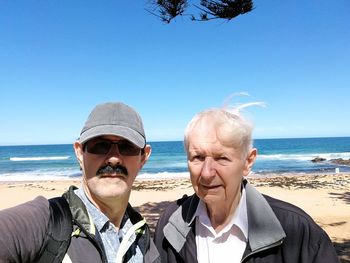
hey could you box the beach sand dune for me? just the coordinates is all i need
[0,173,349,262]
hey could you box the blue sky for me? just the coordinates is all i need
[0,0,349,145]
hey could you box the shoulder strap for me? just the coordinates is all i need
[35,197,73,263]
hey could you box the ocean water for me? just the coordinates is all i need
[1,137,350,181]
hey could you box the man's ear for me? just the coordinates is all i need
[243,148,257,177]
[140,144,152,168]
[74,141,84,169]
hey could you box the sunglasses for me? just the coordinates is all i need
[84,138,142,156]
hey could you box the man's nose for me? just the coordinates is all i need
[201,157,216,178]
[105,144,122,164]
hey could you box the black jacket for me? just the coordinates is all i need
[154,181,339,263]
[0,186,160,263]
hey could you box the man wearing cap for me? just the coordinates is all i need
[0,102,160,263]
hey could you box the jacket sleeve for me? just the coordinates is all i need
[0,196,51,263]
[154,205,170,262]
[266,195,340,263]
[311,230,340,263]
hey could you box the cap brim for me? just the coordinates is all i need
[79,125,145,148]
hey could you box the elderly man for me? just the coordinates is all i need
[0,102,160,262]
[154,106,339,263]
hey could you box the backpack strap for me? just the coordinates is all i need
[35,197,73,263]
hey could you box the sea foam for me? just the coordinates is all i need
[10,156,70,161]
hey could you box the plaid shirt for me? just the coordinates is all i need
[75,188,142,263]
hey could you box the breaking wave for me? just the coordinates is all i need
[10,156,70,162]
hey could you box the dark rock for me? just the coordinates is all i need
[311,157,326,163]
[330,158,350,166]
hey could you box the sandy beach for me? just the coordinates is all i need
[0,173,349,262]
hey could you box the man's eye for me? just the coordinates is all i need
[216,156,231,165]
[191,155,204,161]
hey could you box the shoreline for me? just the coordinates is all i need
[0,173,349,261]
[0,170,348,183]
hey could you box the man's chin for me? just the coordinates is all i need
[98,185,130,198]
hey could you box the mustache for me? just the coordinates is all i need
[97,165,128,177]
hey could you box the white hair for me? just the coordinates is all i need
[184,95,265,158]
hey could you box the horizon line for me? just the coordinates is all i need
[1,135,350,147]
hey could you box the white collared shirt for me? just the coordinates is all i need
[192,188,248,263]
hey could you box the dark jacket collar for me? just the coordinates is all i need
[63,185,160,262]
[163,180,286,254]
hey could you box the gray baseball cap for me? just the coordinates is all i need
[79,102,146,148]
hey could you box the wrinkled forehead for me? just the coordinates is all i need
[188,115,242,148]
